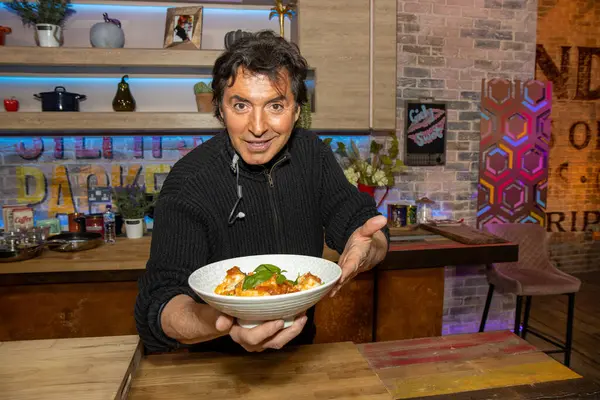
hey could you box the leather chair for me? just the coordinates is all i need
[478,223,581,367]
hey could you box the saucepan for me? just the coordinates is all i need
[44,232,103,252]
[34,86,87,111]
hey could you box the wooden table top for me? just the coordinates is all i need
[128,341,390,400]
[0,335,141,400]
[3,332,597,399]
[357,330,586,399]
[0,225,517,275]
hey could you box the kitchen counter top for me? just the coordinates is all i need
[0,335,141,400]
[0,236,154,275]
[0,226,517,275]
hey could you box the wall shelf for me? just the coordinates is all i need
[0,47,223,76]
[0,112,222,134]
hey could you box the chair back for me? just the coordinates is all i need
[484,222,550,271]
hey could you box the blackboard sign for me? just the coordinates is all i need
[404,100,447,166]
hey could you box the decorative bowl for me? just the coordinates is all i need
[188,254,342,328]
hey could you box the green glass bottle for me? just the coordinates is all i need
[112,75,136,112]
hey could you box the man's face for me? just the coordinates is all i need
[220,67,300,165]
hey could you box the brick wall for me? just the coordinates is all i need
[390,0,538,335]
[0,135,369,227]
[536,0,600,274]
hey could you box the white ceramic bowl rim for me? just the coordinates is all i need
[188,254,342,302]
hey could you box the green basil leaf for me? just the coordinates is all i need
[242,270,274,290]
[254,264,281,274]
[276,274,287,285]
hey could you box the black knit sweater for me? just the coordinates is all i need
[134,129,388,353]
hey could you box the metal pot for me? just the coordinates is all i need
[34,86,86,111]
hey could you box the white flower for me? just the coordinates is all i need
[344,168,359,186]
[366,165,373,176]
[373,170,386,185]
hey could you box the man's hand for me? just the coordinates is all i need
[161,294,234,344]
[229,314,307,352]
[330,215,388,297]
[161,294,307,351]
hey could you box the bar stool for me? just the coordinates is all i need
[478,223,581,367]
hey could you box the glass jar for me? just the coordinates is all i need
[417,204,432,224]
[415,197,435,224]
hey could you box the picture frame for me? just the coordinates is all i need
[403,99,448,166]
[163,6,203,49]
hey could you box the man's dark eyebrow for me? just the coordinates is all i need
[230,94,250,103]
[266,95,287,103]
[229,94,287,104]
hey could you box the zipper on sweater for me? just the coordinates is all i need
[265,156,287,251]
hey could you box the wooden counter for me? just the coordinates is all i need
[0,226,517,275]
[0,335,141,400]
[0,236,153,275]
[0,229,517,346]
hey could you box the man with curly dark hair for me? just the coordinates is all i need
[135,30,389,354]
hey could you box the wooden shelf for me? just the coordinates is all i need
[0,112,222,134]
[0,47,223,75]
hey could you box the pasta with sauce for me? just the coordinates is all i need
[214,264,323,296]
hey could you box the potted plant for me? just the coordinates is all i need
[193,82,213,113]
[112,184,154,239]
[4,0,75,47]
[324,132,405,207]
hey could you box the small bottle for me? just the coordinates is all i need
[103,205,116,244]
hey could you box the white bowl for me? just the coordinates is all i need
[188,254,342,328]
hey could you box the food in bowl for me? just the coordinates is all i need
[214,264,322,296]
[188,254,342,328]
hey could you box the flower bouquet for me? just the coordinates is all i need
[324,132,405,206]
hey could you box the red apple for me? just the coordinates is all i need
[4,97,19,112]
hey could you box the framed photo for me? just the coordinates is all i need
[163,6,203,49]
[403,99,447,166]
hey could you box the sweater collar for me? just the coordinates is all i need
[220,130,293,176]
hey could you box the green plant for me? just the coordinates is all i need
[324,132,405,187]
[295,97,312,129]
[4,0,75,27]
[193,82,212,94]
[112,184,155,220]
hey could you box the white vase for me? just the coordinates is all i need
[35,24,62,47]
[124,218,144,239]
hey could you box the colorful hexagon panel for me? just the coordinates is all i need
[477,79,551,230]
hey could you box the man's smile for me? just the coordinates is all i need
[245,137,275,152]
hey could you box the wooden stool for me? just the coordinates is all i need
[478,223,581,367]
